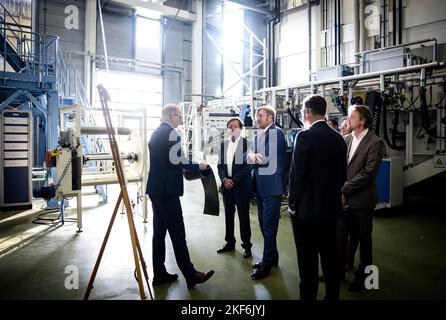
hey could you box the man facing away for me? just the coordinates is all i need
[288,95,347,300]
[216,117,253,258]
[340,105,384,292]
[146,103,215,289]
[249,106,286,280]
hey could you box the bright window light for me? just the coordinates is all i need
[136,17,160,50]
[221,2,244,97]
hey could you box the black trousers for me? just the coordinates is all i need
[336,211,359,274]
[150,196,196,279]
[350,209,373,279]
[222,188,252,249]
[291,216,340,301]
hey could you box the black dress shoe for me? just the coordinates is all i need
[252,259,278,269]
[186,270,215,289]
[243,249,252,258]
[216,244,235,254]
[152,272,178,286]
[348,278,365,292]
[250,267,271,280]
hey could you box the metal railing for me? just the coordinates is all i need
[0,1,59,77]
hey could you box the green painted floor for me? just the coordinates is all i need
[0,178,445,300]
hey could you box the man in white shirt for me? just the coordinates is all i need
[339,105,384,292]
[217,117,253,258]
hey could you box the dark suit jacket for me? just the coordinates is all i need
[252,123,286,197]
[342,130,385,209]
[146,122,200,197]
[288,121,347,220]
[217,137,253,194]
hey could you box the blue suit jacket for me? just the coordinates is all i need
[146,122,199,197]
[252,123,286,197]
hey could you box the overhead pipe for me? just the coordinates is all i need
[308,0,312,81]
[359,0,366,52]
[256,61,445,93]
[354,0,360,73]
[267,0,281,87]
[380,0,387,49]
[338,0,342,65]
[398,0,403,45]
[392,0,397,45]
[334,0,338,65]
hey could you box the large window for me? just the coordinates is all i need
[221,2,244,98]
[136,12,161,64]
[94,69,163,135]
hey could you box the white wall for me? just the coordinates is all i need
[276,0,446,86]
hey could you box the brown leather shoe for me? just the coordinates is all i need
[186,270,215,289]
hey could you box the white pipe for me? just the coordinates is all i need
[256,62,445,93]
[97,0,109,72]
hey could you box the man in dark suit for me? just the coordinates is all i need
[249,106,286,280]
[341,105,384,292]
[288,95,347,301]
[217,117,253,258]
[147,103,215,289]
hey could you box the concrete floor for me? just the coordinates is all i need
[0,178,445,300]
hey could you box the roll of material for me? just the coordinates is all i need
[184,166,219,216]
[184,166,211,180]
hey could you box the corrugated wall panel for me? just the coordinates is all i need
[38,0,85,79]
[163,19,193,104]
[96,12,134,61]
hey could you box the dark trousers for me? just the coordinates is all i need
[150,196,196,279]
[350,209,373,279]
[336,211,358,274]
[256,192,281,267]
[291,216,340,301]
[222,188,252,249]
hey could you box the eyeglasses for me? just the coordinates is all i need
[172,113,182,119]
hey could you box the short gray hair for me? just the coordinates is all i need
[162,103,180,120]
[256,105,276,121]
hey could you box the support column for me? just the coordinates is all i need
[48,89,60,149]
[191,0,203,105]
[85,0,97,104]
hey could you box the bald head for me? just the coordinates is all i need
[162,104,180,120]
[162,103,182,128]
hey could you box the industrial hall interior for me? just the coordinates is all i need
[0,0,445,301]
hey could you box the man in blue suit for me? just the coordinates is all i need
[288,95,347,300]
[147,103,214,289]
[249,106,286,280]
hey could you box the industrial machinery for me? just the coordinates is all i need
[33,105,148,231]
[254,39,446,209]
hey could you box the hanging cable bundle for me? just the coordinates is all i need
[419,86,437,137]
[382,94,405,150]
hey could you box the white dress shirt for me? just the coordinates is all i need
[262,122,274,134]
[348,128,369,164]
[226,135,242,177]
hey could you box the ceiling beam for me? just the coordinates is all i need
[110,0,196,22]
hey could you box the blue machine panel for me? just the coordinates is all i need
[377,160,390,203]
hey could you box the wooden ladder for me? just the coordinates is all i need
[84,84,152,300]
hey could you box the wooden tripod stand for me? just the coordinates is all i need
[84,84,153,300]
